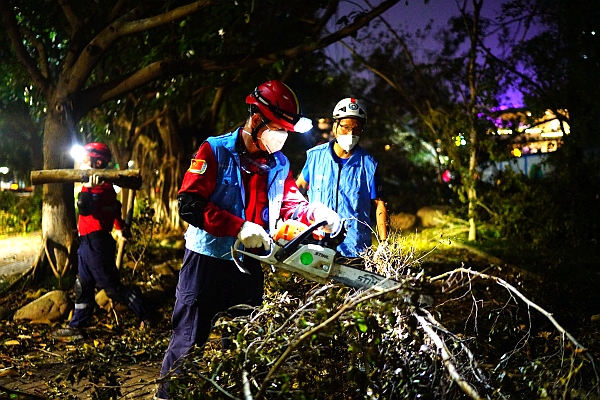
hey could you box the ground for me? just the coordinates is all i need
[0,232,170,399]
[1,231,599,398]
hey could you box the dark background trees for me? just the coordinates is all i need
[0,0,400,279]
[1,0,600,397]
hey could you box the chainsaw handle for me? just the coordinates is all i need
[231,238,280,274]
[274,220,327,262]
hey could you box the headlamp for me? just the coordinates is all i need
[293,117,313,133]
[70,144,86,163]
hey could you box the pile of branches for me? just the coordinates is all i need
[162,236,599,399]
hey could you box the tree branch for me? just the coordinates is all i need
[107,0,126,24]
[429,267,597,367]
[0,2,52,97]
[56,0,82,35]
[19,26,50,79]
[68,1,216,93]
[414,312,483,400]
[75,0,401,116]
[256,276,414,398]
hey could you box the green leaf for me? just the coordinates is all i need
[357,322,368,333]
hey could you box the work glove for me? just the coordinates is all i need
[237,221,272,251]
[308,203,341,234]
[373,239,389,263]
[121,224,132,239]
[84,174,103,188]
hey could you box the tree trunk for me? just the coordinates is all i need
[467,126,478,242]
[35,105,77,279]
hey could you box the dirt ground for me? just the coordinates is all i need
[0,232,165,399]
[0,232,42,275]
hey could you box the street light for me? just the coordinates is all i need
[0,167,9,191]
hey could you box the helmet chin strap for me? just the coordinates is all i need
[242,125,266,154]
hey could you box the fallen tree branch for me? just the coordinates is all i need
[430,267,598,372]
[414,311,483,400]
[421,308,490,386]
[255,278,416,398]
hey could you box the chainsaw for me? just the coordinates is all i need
[231,219,403,292]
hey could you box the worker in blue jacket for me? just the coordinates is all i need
[296,98,388,261]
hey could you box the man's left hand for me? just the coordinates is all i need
[309,203,341,234]
[374,239,389,262]
[121,225,132,239]
[116,226,131,240]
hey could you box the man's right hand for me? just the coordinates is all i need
[84,174,102,188]
[237,221,272,251]
[121,225,132,239]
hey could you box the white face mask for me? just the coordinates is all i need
[336,134,359,152]
[260,129,288,154]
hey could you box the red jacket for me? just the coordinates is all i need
[179,141,312,237]
[78,183,124,236]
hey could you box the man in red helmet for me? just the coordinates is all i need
[155,81,340,399]
[53,142,152,339]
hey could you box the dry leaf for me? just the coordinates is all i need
[0,367,18,377]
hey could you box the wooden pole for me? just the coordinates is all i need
[116,189,136,269]
[31,169,142,189]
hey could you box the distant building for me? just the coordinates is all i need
[481,109,570,181]
[492,108,569,156]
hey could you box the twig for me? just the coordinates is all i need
[421,309,492,388]
[243,369,253,400]
[255,279,411,398]
[430,268,598,372]
[414,311,483,400]
[34,347,62,358]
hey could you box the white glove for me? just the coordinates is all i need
[84,174,102,188]
[374,240,389,262]
[237,221,272,251]
[309,203,341,234]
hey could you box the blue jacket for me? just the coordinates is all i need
[301,141,378,257]
[184,130,289,259]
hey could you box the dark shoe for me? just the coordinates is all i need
[53,327,84,340]
[140,316,159,330]
[154,382,170,399]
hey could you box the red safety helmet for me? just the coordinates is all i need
[84,142,112,163]
[245,80,312,133]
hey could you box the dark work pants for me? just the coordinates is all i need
[69,231,149,328]
[158,249,263,397]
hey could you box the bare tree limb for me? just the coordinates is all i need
[429,267,598,369]
[56,0,82,35]
[19,26,50,79]
[74,0,401,117]
[414,312,483,400]
[68,1,216,93]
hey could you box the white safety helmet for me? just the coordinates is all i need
[332,98,367,121]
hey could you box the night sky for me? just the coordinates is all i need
[326,0,528,106]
